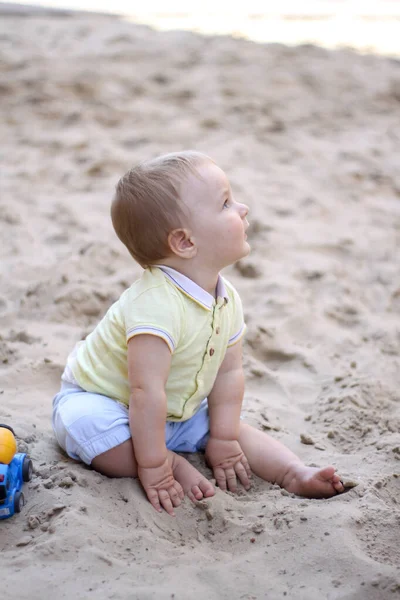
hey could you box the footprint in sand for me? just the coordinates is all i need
[354,476,400,568]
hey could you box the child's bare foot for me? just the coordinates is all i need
[171,453,215,503]
[281,463,344,498]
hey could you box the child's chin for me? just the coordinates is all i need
[243,242,251,256]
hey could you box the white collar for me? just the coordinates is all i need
[154,265,228,310]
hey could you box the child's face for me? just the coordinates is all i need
[181,161,250,269]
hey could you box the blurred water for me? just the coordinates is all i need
[2,0,400,55]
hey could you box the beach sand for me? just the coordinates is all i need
[0,8,399,599]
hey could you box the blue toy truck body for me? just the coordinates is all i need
[0,453,32,519]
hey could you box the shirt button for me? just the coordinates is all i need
[209,348,214,356]
[215,327,220,335]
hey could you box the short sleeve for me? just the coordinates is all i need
[226,281,247,347]
[122,284,182,353]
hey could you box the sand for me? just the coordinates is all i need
[1,8,400,600]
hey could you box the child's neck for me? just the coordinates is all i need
[156,259,220,298]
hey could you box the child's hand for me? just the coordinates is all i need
[205,437,251,493]
[138,459,184,516]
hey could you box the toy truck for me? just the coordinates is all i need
[0,425,33,519]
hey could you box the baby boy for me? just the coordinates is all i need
[52,151,344,515]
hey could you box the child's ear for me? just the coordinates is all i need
[168,228,197,258]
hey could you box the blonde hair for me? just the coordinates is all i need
[111,151,212,268]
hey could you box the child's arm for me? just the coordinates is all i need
[128,335,184,515]
[206,340,251,492]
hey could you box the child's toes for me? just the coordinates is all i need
[318,465,336,482]
[187,480,215,504]
[199,479,215,498]
[331,472,345,492]
[190,485,204,501]
[333,479,345,494]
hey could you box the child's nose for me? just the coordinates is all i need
[239,203,249,218]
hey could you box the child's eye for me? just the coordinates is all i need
[223,199,229,209]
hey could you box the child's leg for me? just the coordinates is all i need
[52,384,214,502]
[92,442,214,502]
[91,438,137,477]
[239,423,344,498]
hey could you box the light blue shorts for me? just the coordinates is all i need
[52,382,210,465]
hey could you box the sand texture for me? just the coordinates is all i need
[1,10,400,600]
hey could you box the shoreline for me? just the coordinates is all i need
[1,2,400,56]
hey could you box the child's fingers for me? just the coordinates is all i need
[173,480,185,501]
[147,489,163,513]
[242,457,252,480]
[225,467,238,492]
[168,484,183,507]
[146,483,183,515]
[158,489,175,516]
[235,461,251,490]
[214,466,227,491]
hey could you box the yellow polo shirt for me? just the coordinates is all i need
[67,266,246,421]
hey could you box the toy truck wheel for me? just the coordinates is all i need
[14,491,24,513]
[22,457,33,482]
